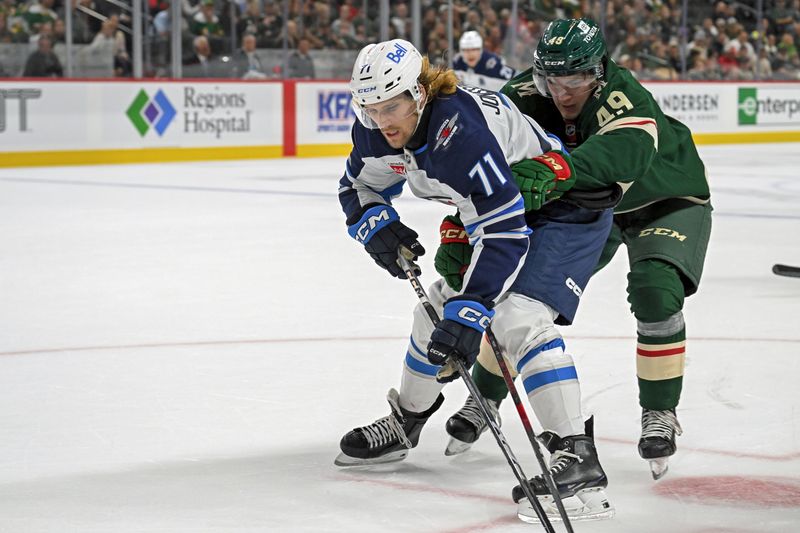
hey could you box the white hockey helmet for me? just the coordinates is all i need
[350,39,425,129]
[459,30,483,51]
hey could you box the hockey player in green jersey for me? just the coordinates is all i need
[440,18,712,486]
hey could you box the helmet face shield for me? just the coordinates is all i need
[351,91,422,130]
[534,69,600,98]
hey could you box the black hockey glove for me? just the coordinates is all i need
[562,184,624,211]
[347,203,425,279]
[428,295,494,377]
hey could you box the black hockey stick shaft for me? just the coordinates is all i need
[397,253,556,533]
[484,327,575,532]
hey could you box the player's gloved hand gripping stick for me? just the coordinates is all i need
[397,252,561,533]
[347,203,425,279]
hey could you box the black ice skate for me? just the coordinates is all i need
[334,388,444,467]
[638,408,682,480]
[444,394,501,456]
[513,432,614,523]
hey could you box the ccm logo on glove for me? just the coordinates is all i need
[348,205,396,244]
[457,306,492,329]
[533,151,571,183]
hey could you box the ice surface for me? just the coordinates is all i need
[0,144,798,532]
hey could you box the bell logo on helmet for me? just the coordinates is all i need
[387,42,409,64]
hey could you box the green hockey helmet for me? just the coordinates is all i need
[533,18,607,97]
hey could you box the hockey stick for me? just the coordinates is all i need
[773,264,800,278]
[484,327,574,532]
[397,252,556,533]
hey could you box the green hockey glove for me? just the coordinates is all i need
[511,150,576,211]
[434,215,472,292]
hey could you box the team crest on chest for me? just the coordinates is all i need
[434,113,460,151]
[389,163,406,175]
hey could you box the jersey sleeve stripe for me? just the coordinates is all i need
[378,180,405,202]
[470,229,530,246]
[596,116,659,148]
[464,196,525,236]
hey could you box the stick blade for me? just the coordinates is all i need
[773,264,800,278]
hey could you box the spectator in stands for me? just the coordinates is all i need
[62,0,96,44]
[184,34,219,77]
[237,0,264,41]
[231,32,266,79]
[689,30,710,61]
[390,2,408,39]
[717,45,740,77]
[192,0,224,38]
[769,0,796,35]
[701,17,718,39]
[24,0,58,34]
[726,29,756,64]
[756,48,773,77]
[333,17,361,49]
[0,10,13,42]
[777,31,798,61]
[90,14,131,76]
[331,3,352,36]
[287,36,314,78]
[28,20,52,49]
[23,33,62,76]
[613,33,641,63]
[259,1,284,48]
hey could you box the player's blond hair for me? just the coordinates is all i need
[418,56,458,102]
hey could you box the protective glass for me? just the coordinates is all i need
[351,94,421,130]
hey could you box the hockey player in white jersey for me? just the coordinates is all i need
[335,39,613,521]
[453,31,516,91]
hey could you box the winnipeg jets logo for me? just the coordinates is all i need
[434,113,460,151]
[389,163,406,175]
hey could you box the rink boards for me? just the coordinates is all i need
[1,79,799,167]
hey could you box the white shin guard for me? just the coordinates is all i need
[491,293,584,437]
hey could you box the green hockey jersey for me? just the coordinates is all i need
[502,60,710,213]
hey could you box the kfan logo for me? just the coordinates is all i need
[317,91,355,132]
[126,89,176,137]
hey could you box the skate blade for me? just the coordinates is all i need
[334,449,408,467]
[517,488,615,523]
[649,457,669,480]
[444,437,474,456]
